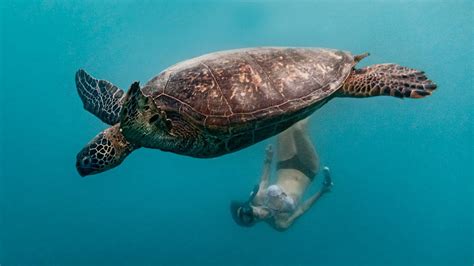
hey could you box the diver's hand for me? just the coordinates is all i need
[322,166,333,192]
[264,144,274,164]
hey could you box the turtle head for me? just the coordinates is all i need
[76,124,136,177]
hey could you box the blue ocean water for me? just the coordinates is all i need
[1,1,473,265]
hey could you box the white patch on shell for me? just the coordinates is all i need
[316,64,334,75]
[326,51,343,60]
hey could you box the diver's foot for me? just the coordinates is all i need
[322,166,333,192]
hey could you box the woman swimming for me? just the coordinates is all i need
[230,119,333,231]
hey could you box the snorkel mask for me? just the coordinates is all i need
[230,185,260,227]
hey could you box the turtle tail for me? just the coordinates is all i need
[338,64,437,99]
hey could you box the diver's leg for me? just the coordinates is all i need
[276,124,298,162]
[276,118,319,179]
[289,118,320,179]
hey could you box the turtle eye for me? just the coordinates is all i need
[82,157,91,167]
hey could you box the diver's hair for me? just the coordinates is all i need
[230,201,255,227]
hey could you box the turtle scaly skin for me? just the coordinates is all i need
[75,47,436,176]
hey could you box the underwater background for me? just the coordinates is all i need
[1,1,472,265]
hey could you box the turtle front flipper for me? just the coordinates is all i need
[120,82,206,155]
[339,64,437,98]
[75,69,126,125]
[120,82,174,147]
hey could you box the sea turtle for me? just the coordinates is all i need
[75,47,436,176]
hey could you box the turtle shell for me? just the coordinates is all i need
[141,47,355,153]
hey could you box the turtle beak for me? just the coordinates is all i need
[76,159,91,177]
[75,145,100,177]
[75,155,94,177]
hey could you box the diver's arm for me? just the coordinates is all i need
[253,145,273,204]
[286,190,325,225]
[258,144,273,191]
[284,167,333,226]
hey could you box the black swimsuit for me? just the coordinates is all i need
[276,155,317,180]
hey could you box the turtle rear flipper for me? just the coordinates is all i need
[75,69,125,125]
[340,64,437,98]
